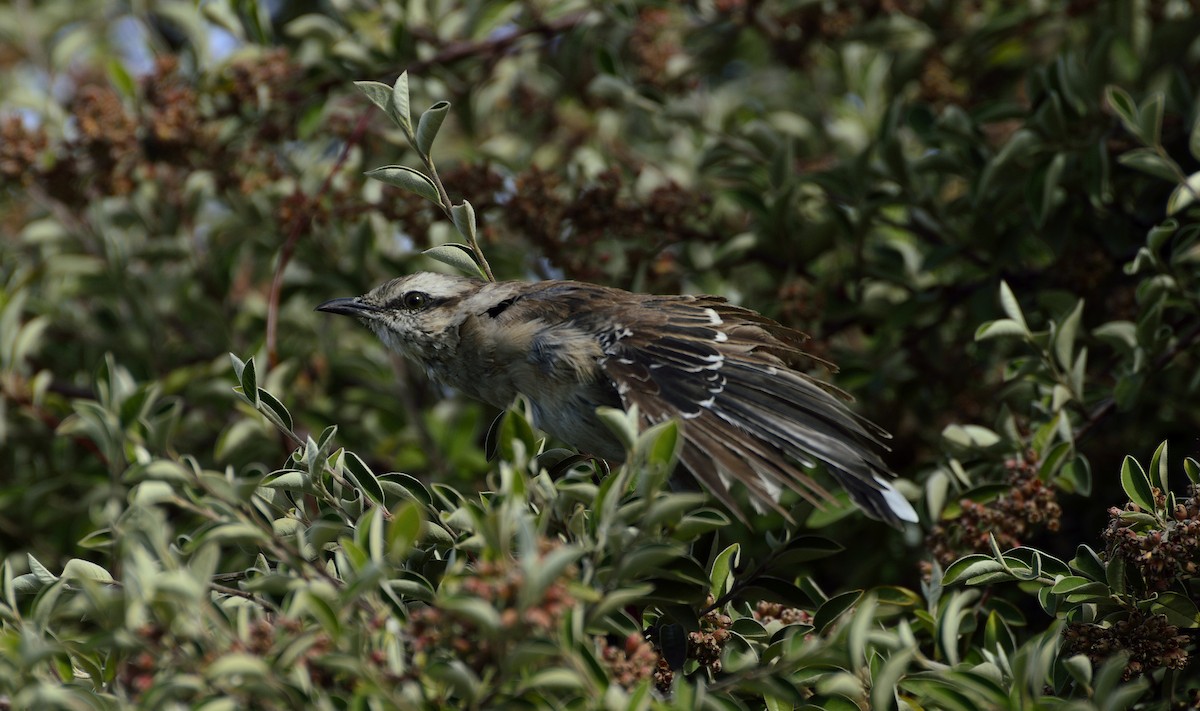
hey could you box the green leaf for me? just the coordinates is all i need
[671,509,730,540]
[1035,152,1065,226]
[415,101,450,156]
[422,245,484,280]
[387,501,423,561]
[344,451,385,507]
[1106,555,1126,596]
[365,165,441,203]
[61,559,114,583]
[596,406,638,453]
[1105,85,1138,134]
[709,543,739,598]
[257,388,293,433]
[772,536,844,568]
[239,357,258,407]
[206,653,270,680]
[1093,320,1137,350]
[1166,171,1200,215]
[974,318,1029,341]
[1119,455,1156,513]
[1118,148,1181,183]
[391,72,413,135]
[1054,299,1083,370]
[1038,441,1072,481]
[440,596,503,634]
[813,589,862,634]
[1151,592,1199,628]
[644,419,680,468]
[451,200,478,245]
[941,424,1001,449]
[1190,116,1200,161]
[1070,545,1106,582]
[1062,654,1092,688]
[387,571,436,602]
[941,555,1010,586]
[203,522,269,545]
[1136,93,1164,147]
[1149,219,1180,254]
[1184,457,1200,486]
[523,545,583,609]
[354,80,394,119]
[871,647,915,711]
[644,493,710,529]
[997,281,1027,330]
[1149,440,1169,494]
[1055,456,1092,496]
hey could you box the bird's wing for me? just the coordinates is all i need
[592,294,911,525]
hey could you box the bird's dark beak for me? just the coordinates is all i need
[315,297,376,317]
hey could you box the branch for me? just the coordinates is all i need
[397,9,593,76]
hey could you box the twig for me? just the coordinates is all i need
[396,9,593,77]
[266,112,371,367]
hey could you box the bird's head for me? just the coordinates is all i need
[315,272,482,363]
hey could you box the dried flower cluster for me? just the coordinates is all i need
[504,166,717,289]
[597,632,670,693]
[0,53,311,215]
[1102,485,1200,593]
[1063,611,1189,680]
[627,8,692,91]
[116,616,396,702]
[754,601,813,627]
[926,450,1063,569]
[407,544,576,674]
[689,600,734,674]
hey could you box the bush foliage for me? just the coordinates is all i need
[2,0,1200,708]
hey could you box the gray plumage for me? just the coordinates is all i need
[316,272,918,527]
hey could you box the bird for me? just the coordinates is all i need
[316,272,918,527]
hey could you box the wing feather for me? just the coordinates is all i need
[594,294,914,526]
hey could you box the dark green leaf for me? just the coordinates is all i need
[1119,455,1156,513]
[813,589,862,634]
[1117,148,1181,183]
[415,101,450,156]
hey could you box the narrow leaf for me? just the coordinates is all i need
[1149,441,1169,494]
[1118,148,1181,183]
[1166,171,1200,215]
[998,281,1026,330]
[974,319,1029,341]
[391,72,413,134]
[1136,93,1164,147]
[423,244,485,279]
[239,357,258,408]
[1104,85,1138,135]
[1054,299,1084,370]
[451,200,477,243]
[354,80,393,117]
[415,101,450,156]
[365,166,441,204]
[1119,455,1156,513]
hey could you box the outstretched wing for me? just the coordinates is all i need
[594,294,916,527]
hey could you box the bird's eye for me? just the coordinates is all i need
[402,292,428,310]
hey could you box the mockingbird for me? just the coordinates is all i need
[317,273,918,527]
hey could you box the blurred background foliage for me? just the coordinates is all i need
[2,0,1200,707]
